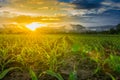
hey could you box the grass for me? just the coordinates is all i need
[0,34,120,80]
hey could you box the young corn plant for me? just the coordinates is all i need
[44,69,78,80]
[16,48,39,80]
[0,67,21,79]
[29,68,38,80]
[16,54,38,80]
[42,36,68,71]
[68,71,78,80]
[106,55,120,73]
[0,47,22,79]
[45,70,64,80]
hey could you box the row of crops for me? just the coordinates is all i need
[0,34,120,80]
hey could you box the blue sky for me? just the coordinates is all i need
[0,0,120,27]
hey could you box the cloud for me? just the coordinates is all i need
[1,0,120,26]
[71,0,104,9]
[58,0,119,15]
[0,0,73,26]
[69,0,120,9]
[102,1,120,10]
[0,0,6,3]
[69,9,87,16]
[57,0,120,26]
[111,0,120,3]
[0,0,72,16]
[64,0,120,17]
[0,0,7,7]
[58,0,71,2]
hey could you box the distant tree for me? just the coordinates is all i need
[109,28,116,34]
[116,24,120,33]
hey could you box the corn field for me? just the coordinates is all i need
[0,34,120,80]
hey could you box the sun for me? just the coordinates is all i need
[26,22,46,31]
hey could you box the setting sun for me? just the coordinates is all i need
[26,22,46,31]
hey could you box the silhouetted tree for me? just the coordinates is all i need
[116,24,120,33]
[109,28,116,34]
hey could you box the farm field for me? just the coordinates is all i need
[0,34,120,80]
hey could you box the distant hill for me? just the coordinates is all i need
[70,24,86,32]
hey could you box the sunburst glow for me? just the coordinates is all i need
[26,22,46,31]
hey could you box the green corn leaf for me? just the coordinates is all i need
[29,68,38,80]
[0,67,21,79]
[106,72,116,80]
[94,66,101,75]
[68,71,78,80]
[46,70,64,80]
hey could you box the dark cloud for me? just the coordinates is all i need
[57,0,120,26]
[111,0,120,3]
[58,0,71,2]
[71,0,104,9]
[102,10,120,16]
[58,0,120,9]
[84,9,120,16]
[81,9,120,26]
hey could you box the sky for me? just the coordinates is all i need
[0,0,120,27]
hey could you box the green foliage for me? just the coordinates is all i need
[0,67,21,79]
[109,28,116,34]
[107,55,120,73]
[0,34,120,79]
[29,68,38,80]
[68,71,78,80]
[45,70,78,80]
[116,24,120,32]
[106,72,116,80]
[46,70,64,80]
[72,44,80,52]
